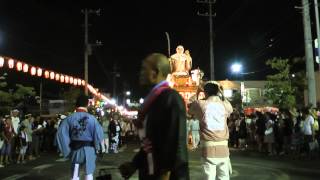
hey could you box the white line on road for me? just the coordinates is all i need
[33,164,54,171]
[56,158,69,162]
[2,164,54,180]
[2,173,28,180]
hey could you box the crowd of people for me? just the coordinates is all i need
[0,110,66,167]
[227,107,320,157]
[0,108,137,168]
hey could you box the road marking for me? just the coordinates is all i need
[230,170,239,177]
[232,162,290,180]
[3,173,28,180]
[98,165,118,170]
[133,148,140,153]
[56,158,69,162]
[33,164,54,173]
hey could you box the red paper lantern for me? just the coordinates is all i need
[55,74,60,81]
[0,57,4,67]
[60,75,65,83]
[31,67,36,76]
[8,59,14,69]
[70,77,74,84]
[16,62,23,71]
[44,71,50,78]
[37,68,43,77]
[23,64,29,73]
[73,78,78,86]
[50,72,55,80]
[65,76,69,83]
[81,80,85,86]
[77,79,82,86]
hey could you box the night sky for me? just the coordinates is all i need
[0,0,308,98]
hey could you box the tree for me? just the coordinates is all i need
[231,92,242,110]
[62,87,81,112]
[0,90,13,115]
[265,58,296,109]
[0,83,36,115]
[12,84,36,101]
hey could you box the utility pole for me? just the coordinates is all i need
[197,0,216,80]
[39,81,42,115]
[302,0,317,107]
[82,9,102,95]
[314,0,320,72]
[84,9,89,95]
[112,64,120,103]
[165,32,171,57]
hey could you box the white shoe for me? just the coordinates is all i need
[85,174,93,180]
[0,164,4,168]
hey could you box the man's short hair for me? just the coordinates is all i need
[148,53,171,77]
[76,94,89,107]
[204,82,219,97]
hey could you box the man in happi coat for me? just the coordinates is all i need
[119,53,189,180]
[57,95,104,180]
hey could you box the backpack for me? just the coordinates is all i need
[314,119,319,131]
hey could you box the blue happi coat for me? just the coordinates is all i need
[57,111,104,174]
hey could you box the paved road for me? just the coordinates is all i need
[0,145,319,180]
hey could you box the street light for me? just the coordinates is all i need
[231,63,243,74]
[139,98,144,104]
[126,91,131,96]
[110,98,116,105]
[230,62,244,108]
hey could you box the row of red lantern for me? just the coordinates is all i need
[0,56,86,86]
[0,57,5,68]
[1,56,115,104]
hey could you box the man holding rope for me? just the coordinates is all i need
[189,81,233,180]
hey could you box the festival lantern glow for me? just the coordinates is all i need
[23,64,29,73]
[55,74,60,81]
[60,75,65,83]
[37,68,42,77]
[31,67,36,76]
[8,59,14,69]
[16,62,23,71]
[2,56,125,110]
[1,56,123,110]
[50,72,55,80]
[44,71,50,79]
[65,76,69,83]
[0,57,4,67]
[70,77,74,84]
[73,78,78,86]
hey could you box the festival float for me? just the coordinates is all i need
[167,45,204,104]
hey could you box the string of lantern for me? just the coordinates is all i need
[0,56,85,86]
[0,55,136,115]
[0,56,115,105]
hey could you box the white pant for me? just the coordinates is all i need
[192,131,200,148]
[202,157,232,180]
[102,138,109,153]
[72,164,93,180]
